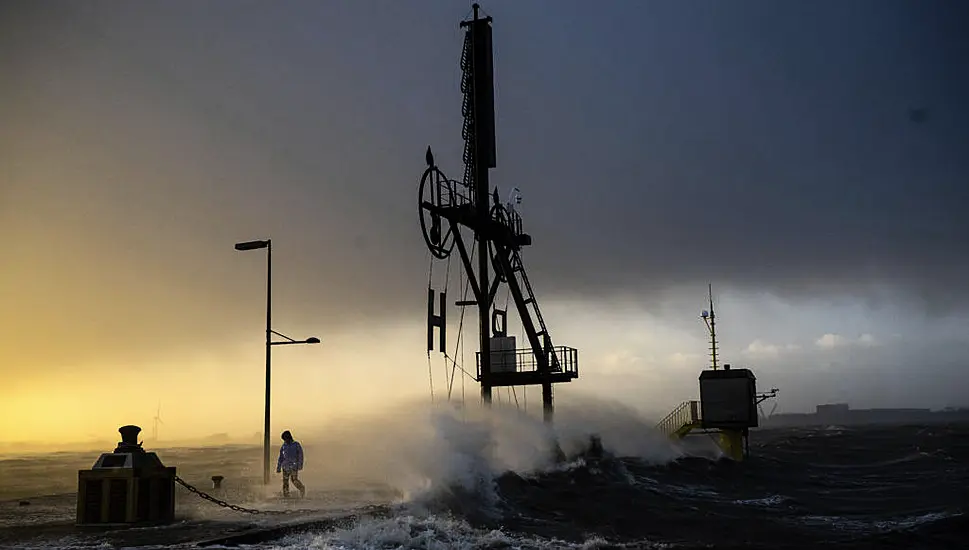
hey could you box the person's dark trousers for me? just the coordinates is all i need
[282,469,305,497]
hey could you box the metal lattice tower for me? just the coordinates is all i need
[418,4,578,423]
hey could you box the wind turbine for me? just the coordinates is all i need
[152,402,165,442]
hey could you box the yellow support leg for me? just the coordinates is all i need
[718,429,745,461]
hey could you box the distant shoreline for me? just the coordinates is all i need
[761,407,969,428]
[0,440,262,458]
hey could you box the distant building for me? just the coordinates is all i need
[764,403,968,428]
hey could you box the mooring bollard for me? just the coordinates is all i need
[211,476,224,490]
[76,425,176,526]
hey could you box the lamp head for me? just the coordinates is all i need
[234,240,270,251]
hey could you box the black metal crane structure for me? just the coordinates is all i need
[418,4,578,423]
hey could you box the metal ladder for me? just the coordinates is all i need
[501,247,562,372]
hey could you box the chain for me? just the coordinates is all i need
[174,475,317,516]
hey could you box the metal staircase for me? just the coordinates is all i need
[498,245,562,372]
[656,400,702,439]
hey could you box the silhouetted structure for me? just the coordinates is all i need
[657,287,778,460]
[234,238,321,485]
[76,425,175,526]
[419,4,578,422]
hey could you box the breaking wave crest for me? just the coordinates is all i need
[300,398,684,508]
[271,513,674,550]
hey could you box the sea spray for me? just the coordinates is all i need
[294,401,549,507]
[293,396,690,508]
[550,395,686,463]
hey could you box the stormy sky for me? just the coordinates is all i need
[1,0,967,442]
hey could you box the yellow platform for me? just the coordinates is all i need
[656,401,747,461]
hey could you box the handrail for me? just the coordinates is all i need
[476,345,578,379]
[656,400,701,437]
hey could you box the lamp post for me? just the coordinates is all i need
[234,239,320,485]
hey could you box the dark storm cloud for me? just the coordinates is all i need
[3,0,967,344]
[508,1,969,311]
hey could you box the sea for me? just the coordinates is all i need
[1,403,966,549]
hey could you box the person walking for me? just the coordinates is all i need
[275,430,305,498]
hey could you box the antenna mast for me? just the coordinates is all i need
[418,3,578,423]
[701,284,719,370]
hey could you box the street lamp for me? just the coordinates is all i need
[234,238,320,485]
[270,330,321,346]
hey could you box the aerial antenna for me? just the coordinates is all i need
[700,284,718,370]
